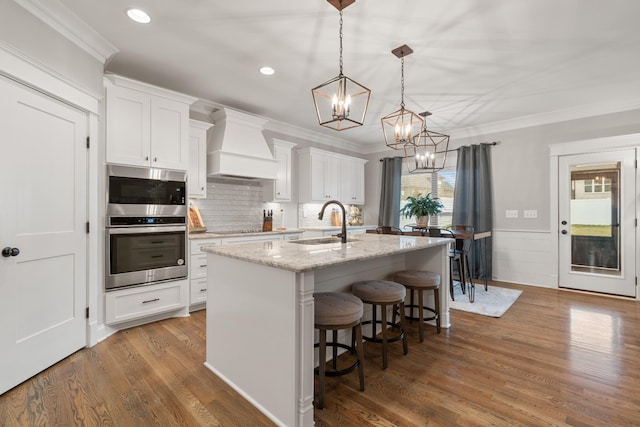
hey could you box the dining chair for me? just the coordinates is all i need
[448,225,476,302]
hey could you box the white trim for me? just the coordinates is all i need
[549,133,640,156]
[491,228,551,234]
[450,100,640,139]
[13,0,118,64]
[104,74,198,105]
[0,41,99,113]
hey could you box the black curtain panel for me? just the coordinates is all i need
[378,157,403,227]
[452,143,493,279]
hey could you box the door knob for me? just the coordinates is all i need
[2,247,20,257]
[561,230,568,235]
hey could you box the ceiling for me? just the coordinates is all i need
[58,0,640,151]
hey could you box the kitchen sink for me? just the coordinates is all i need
[288,236,358,245]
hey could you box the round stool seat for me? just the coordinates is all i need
[352,280,406,303]
[315,292,363,327]
[392,270,440,289]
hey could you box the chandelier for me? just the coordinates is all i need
[311,0,371,131]
[404,111,450,173]
[381,44,423,150]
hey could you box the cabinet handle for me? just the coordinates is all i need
[154,157,158,162]
[277,192,281,195]
[201,187,204,191]
[200,264,207,268]
[145,156,149,161]
[200,288,207,292]
[142,298,160,304]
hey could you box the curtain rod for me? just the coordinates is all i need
[379,141,498,161]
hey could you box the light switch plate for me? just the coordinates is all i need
[505,209,518,218]
[524,209,538,218]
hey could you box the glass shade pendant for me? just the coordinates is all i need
[405,111,450,173]
[381,44,423,150]
[312,0,371,131]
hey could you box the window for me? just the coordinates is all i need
[583,178,611,193]
[399,152,457,229]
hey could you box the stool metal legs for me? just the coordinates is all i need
[315,322,365,409]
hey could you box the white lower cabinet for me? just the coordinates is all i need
[105,280,189,325]
[188,233,302,309]
[189,238,222,310]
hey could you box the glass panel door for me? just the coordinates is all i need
[558,149,636,297]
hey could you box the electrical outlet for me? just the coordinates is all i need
[505,209,518,218]
[524,209,538,219]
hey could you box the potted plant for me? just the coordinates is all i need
[400,192,444,227]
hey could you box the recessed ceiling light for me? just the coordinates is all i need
[127,8,151,24]
[260,66,275,76]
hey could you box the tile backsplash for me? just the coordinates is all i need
[191,178,364,231]
[192,179,279,232]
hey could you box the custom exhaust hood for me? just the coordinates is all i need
[207,108,277,180]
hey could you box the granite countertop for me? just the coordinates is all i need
[298,225,376,231]
[202,233,452,273]
[189,229,303,240]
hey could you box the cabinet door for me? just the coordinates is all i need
[188,123,208,198]
[273,143,292,200]
[339,158,365,204]
[150,97,189,170]
[309,153,327,201]
[105,85,151,167]
[324,155,340,201]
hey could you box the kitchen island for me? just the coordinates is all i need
[203,233,452,426]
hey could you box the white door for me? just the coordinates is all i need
[0,76,87,394]
[558,149,636,296]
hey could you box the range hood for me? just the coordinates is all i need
[207,108,277,180]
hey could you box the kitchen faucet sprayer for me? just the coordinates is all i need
[318,200,347,244]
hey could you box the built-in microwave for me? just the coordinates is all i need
[106,164,187,220]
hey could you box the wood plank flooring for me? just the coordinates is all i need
[1,281,639,426]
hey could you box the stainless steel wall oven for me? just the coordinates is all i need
[106,165,188,291]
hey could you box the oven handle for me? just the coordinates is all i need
[107,225,187,235]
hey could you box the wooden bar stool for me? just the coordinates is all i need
[351,280,408,369]
[314,292,365,409]
[391,270,441,342]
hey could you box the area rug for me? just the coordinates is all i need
[449,283,522,317]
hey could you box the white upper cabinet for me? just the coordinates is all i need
[339,157,367,204]
[188,120,213,199]
[298,147,366,204]
[263,139,296,202]
[105,75,197,170]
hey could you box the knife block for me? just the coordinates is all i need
[263,215,273,232]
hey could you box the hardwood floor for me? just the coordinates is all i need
[1,282,639,426]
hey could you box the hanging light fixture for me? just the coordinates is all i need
[381,44,423,150]
[404,111,450,173]
[311,0,371,131]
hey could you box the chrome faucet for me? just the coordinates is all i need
[318,200,347,244]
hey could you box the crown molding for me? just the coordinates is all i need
[449,98,640,139]
[14,0,119,64]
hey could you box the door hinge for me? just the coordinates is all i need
[85,307,89,319]
[86,222,90,233]
[86,136,90,149]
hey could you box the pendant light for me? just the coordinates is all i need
[381,44,423,150]
[312,0,371,131]
[404,111,450,173]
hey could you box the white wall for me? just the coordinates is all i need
[0,1,104,97]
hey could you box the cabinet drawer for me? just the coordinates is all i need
[190,277,208,305]
[191,254,208,278]
[190,239,221,256]
[106,281,187,325]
